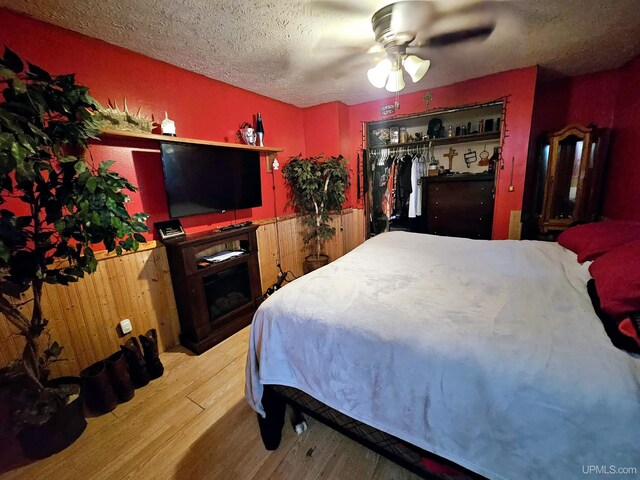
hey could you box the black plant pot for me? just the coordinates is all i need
[16,376,87,459]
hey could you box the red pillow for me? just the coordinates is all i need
[589,240,640,318]
[558,220,640,263]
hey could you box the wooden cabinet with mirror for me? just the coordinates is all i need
[537,124,610,234]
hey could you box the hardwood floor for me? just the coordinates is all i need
[1,327,420,480]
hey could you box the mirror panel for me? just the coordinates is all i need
[550,135,583,220]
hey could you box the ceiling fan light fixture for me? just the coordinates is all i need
[367,58,392,89]
[403,55,430,83]
[385,68,405,93]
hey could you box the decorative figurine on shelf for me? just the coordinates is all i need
[427,117,443,138]
[256,112,264,147]
[161,112,176,136]
[239,122,257,146]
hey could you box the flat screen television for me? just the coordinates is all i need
[160,142,262,218]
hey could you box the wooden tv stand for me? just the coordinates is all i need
[163,225,262,354]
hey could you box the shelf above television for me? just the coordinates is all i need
[100,129,284,172]
[99,129,284,154]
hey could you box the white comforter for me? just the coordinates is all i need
[246,232,640,480]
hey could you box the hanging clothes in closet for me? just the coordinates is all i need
[409,152,428,218]
[369,146,427,234]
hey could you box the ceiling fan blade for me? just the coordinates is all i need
[410,1,504,47]
[425,24,495,47]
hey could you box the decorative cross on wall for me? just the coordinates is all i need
[443,147,458,171]
[423,91,433,110]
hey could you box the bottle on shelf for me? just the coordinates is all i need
[447,125,453,137]
[399,126,408,143]
[256,113,264,147]
[428,141,439,176]
[488,146,499,172]
[390,126,400,143]
[484,118,494,132]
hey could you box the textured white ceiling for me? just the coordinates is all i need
[2,0,640,107]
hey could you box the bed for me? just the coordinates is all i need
[245,231,640,479]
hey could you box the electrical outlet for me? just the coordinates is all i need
[119,318,133,335]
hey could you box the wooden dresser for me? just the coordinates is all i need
[420,173,495,239]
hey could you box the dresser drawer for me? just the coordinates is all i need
[422,177,494,239]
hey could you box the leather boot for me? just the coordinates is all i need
[105,350,135,402]
[139,329,164,379]
[80,360,118,414]
[121,337,150,388]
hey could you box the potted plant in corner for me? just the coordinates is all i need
[282,154,350,272]
[0,47,149,458]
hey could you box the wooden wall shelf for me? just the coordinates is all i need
[99,129,283,171]
[368,131,500,150]
[99,128,284,154]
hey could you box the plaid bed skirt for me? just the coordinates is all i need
[269,385,483,480]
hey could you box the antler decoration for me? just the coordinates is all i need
[95,97,158,133]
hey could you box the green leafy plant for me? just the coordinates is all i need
[281,154,350,259]
[0,47,149,426]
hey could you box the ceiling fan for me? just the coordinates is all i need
[367,1,498,92]
[310,1,501,93]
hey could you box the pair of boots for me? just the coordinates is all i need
[121,329,164,388]
[81,329,164,414]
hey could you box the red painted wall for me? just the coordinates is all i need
[540,71,619,131]
[529,69,619,147]
[302,102,342,157]
[0,8,306,238]
[604,56,640,220]
[347,68,539,239]
[302,101,358,205]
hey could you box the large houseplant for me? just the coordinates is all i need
[282,154,350,272]
[0,47,149,457]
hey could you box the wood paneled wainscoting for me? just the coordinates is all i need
[0,209,365,376]
[256,208,366,290]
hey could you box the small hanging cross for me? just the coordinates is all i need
[423,91,433,110]
[443,147,458,171]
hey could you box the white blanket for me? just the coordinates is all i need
[246,232,640,480]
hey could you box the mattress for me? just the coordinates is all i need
[246,232,640,480]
